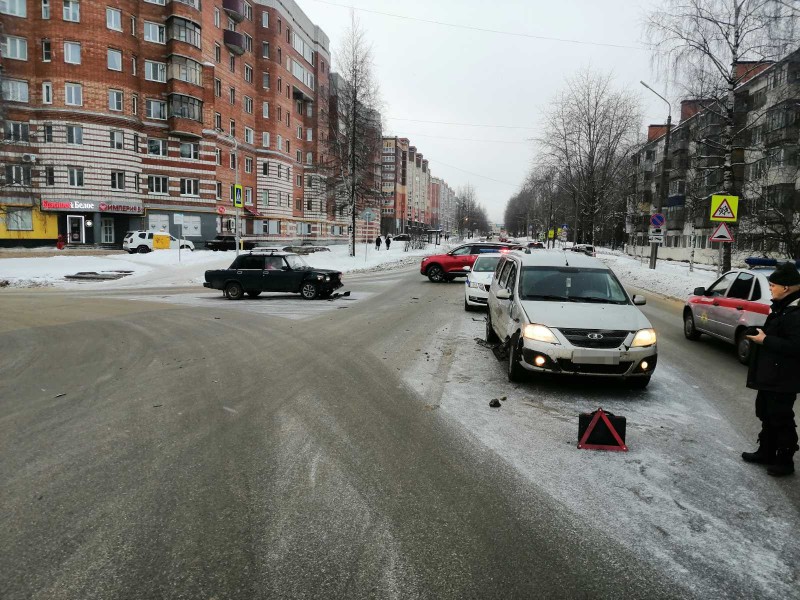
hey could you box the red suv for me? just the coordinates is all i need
[420,243,513,282]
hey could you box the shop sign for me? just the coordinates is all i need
[42,199,143,214]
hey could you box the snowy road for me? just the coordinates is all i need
[1,265,798,599]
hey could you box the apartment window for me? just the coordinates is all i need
[229,120,236,137]
[132,94,138,115]
[296,125,302,139]
[63,0,80,22]
[244,1,252,20]
[262,42,269,58]
[215,148,221,164]
[214,7,219,27]
[148,175,169,194]
[277,135,282,152]
[169,94,202,121]
[130,16,136,36]
[133,134,139,152]
[245,156,253,173]
[285,140,290,154]
[168,55,202,85]
[214,78,221,97]
[245,127,254,144]
[4,121,29,141]
[111,171,125,190]
[6,208,32,231]
[41,0,49,18]
[64,41,81,64]
[107,7,121,30]
[180,178,199,196]
[306,152,313,165]
[180,142,199,159]
[216,182,222,198]
[146,99,167,120]
[167,17,201,48]
[43,124,53,142]
[144,22,165,44]
[215,112,222,130]
[244,64,253,83]
[66,125,83,144]
[109,130,123,149]
[229,153,237,169]
[295,150,301,162]
[262,132,270,147]
[277,48,281,64]
[245,187,252,205]
[64,83,82,106]
[244,34,252,52]
[306,128,313,142]
[5,165,31,186]
[229,87,235,104]
[68,166,84,187]
[148,139,168,155]
[107,48,122,71]
[277,106,281,120]
[42,81,52,104]
[229,54,235,72]
[132,57,137,75]
[262,71,270,89]
[109,90,123,111]
[262,101,269,118]
[296,174,302,187]
[1,35,27,60]
[214,43,221,62]
[1,0,26,16]
[145,60,166,82]
[42,39,51,61]
[244,96,253,114]
[278,18,282,33]
[145,0,167,5]
[262,11,268,27]
[45,166,55,185]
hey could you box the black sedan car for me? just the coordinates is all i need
[204,251,343,300]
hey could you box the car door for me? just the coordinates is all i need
[260,256,285,291]
[233,255,264,291]
[715,272,755,342]
[447,245,473,274]
[492,259,517,340]
[696,271,738,336]
[267,255,307,292]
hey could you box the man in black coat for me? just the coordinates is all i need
[743,261,800,476]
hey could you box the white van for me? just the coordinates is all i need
[122,231,195,253]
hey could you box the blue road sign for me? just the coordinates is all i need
[650,213,665,228]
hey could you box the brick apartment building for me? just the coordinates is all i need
[627,48,799,263]
[0,0,347,247]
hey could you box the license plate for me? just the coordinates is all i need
[571,349,620,365]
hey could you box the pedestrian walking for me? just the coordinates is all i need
[385,235,392,250]
[375,235,382,251]
[743,261,800,477]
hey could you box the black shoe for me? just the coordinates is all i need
[742,448,776,465]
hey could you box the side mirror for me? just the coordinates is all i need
[633,295,646,306]
[496,289,511,300]
[463,266,471,272]
[693,287,707,296]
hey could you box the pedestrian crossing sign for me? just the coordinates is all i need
[710,195,738,222]
[233,184,243,208]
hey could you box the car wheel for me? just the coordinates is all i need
[426,265,445,283]
[736,330,752,365]
[211,248,218,252]
[627,376,651,389]
[225,282,244,300]
[300,281,319,300]
[507,332,526,382]
[181,245,192,251]
[683,311,701,340]
[246,291,261,298]
[137,245,150,254]
[485,313,499,343]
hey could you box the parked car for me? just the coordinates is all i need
[123,231,195,253]
[683,266,774,364]
[464,253,504,311]
[486,250,657,387]
[420,242,513,282]
[527,241,546,249]
[569,244,596,257]
[282,245,331,254]
[393,233,411,241]
[203,251,343,300]
[204,235,257,252]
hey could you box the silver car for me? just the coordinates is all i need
[486,251,657,388]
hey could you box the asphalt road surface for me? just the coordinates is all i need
[1,267,796,599]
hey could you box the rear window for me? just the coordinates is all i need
[520,266,628,304]
[473,256,502,272]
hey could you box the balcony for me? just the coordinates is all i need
[764,125,799,147]
[224,29,245,55]
[222,0,245,22]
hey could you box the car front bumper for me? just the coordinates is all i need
[465,284,489,306]
[518,339,657,378]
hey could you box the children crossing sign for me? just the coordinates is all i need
[710,195,738,222]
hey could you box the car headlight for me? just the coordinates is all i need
[468,280,482,289]
[317,274,325,280]
[523,324,559,344]
[631,328,657,347]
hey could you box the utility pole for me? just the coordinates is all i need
[641,81,672,270]
[234,135,240,256]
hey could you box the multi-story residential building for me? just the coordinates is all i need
[431,176,455,235]
[627,49,799,263]
[406,145,429,231]
[379,135,408,234]
[0,0,337,246]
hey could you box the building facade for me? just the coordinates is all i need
[0,0,345,246]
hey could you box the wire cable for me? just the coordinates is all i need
[426,159,520,187]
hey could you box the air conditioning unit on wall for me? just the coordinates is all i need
[21,153,37,163]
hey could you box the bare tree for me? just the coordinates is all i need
[455,184,490,238]
[538,69,642,246]
[645,0,798,270]
[323,13,382,256]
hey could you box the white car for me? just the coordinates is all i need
[486,251,657,387]
[122,230,195,253]
[464,253,504,311]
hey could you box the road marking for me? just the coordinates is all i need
[223,406,238,414]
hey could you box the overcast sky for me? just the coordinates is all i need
[301,0,668,223]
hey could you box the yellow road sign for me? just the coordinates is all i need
[233,184,244,208]
[153,233,171,249]
[710,195,738,222]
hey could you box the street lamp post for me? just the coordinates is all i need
[640,81,672,270]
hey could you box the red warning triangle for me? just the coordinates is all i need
[578,408,628,452]
[710,222,734,243]
[712,199,735,220]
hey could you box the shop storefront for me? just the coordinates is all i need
[41,199,143,246]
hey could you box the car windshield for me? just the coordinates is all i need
[473,256,502,272]
[284,254,309,270]
[519,266,628,304]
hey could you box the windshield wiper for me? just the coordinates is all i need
[524,294,575,302]
[574,296,626,304]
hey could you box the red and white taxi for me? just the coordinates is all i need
[683,266,773,364]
